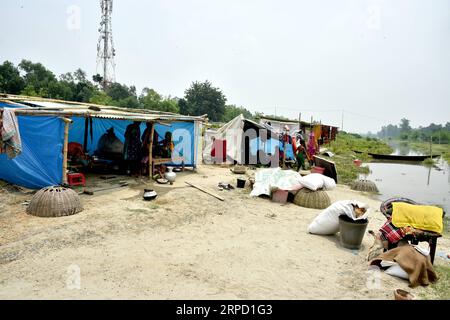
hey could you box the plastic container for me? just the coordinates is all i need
[237,178,246,188]
[394,289,416,300]
[338,215,368,250]
[353,159,362,167]
[272,190,289,204]
[311,166,325,174]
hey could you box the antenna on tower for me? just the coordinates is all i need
[96,0,116,90]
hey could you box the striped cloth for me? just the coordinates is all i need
[379,217,405,244]
[1,108,22,159]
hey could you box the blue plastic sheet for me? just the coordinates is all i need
[0,113,64,189]
[250,137,294,160]
[68,117,196,166]
[0,103,198,189]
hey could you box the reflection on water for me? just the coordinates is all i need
[363,158,450,213]
[388,141,428,156]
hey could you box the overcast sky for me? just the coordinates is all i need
[1,0,449,133]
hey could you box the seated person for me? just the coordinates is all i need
[160,131,174,158]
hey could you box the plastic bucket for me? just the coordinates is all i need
[338,215,368,250]
[311,166,325,174]
[237,178,246,188]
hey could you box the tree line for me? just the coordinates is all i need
[0,59,259,123]
[377,118,450,144]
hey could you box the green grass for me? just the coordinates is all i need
[327,132,392,185]
[409,142,450,164]
[419,265,450,300]
[422,158,436,167]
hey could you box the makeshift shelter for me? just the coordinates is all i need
[258,116,338,145]
[203,114,294,165]
[0,95,205,189]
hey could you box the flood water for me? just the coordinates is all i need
[362,144,450,214]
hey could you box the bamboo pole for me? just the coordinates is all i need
[185,181,225,201]
[149,123,155,179]
[429,135,432,160]
[61,117,73,185]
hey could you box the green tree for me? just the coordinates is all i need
[221,104,253,122]
[139,88,180,113]
[105,82,140,108]
[399,118,411,134]
[0,61,25,94]
[180,80,226,121]
[89,91,113,105]
[18,60,58,97]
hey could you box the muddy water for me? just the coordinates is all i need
[362,145,450,214]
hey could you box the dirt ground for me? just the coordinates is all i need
[0,165,449,300]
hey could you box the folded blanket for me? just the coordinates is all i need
[392,202,443,234]
[370,245,438,288]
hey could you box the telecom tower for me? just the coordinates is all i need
[96,0,116,89]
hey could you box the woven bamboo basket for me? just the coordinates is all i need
[293,188,331,209]
[27,186,83,217]
[231,165,247,174]
[350,180,379,193]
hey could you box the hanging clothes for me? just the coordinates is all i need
[307,131,317,160]
[123,122,141,161]
[0,108,22,159]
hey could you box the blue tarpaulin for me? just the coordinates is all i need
[68,117,196,166]
[1,103,198,189]
[0,111,64,188]
[250,137,295,160]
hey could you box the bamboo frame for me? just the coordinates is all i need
[148,123,155,179]
[60,117,73,185]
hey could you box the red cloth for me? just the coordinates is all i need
[379,217,405,244]
[68,142,84,158]
[291,136,297,154]
[211,139,226,162]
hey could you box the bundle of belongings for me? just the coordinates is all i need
[307,200,369,235]
[368,200,444,287]
[370,244,438,288]
[0,108,22,159]
[96,127,124,161]
[250,168,336,198]
[379,202,443,244]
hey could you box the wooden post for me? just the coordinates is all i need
[148,123,155,179]
[61,117,73,185]
[429,135,432,160]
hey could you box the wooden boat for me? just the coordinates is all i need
[368,153,441,161]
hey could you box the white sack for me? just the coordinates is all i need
[300,173,324,191]
[385,264,410,280]
[301,173,336,191]
[322,175,336,190]
[307,200,369,235]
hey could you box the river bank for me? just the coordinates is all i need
[1,165,448,299]
[326,132,393,185]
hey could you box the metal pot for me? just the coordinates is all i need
[143,189,157,201]
[164,167,176,184]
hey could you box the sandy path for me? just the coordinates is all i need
[0,166,448,299]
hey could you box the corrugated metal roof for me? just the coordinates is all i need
[0,95,206,122]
